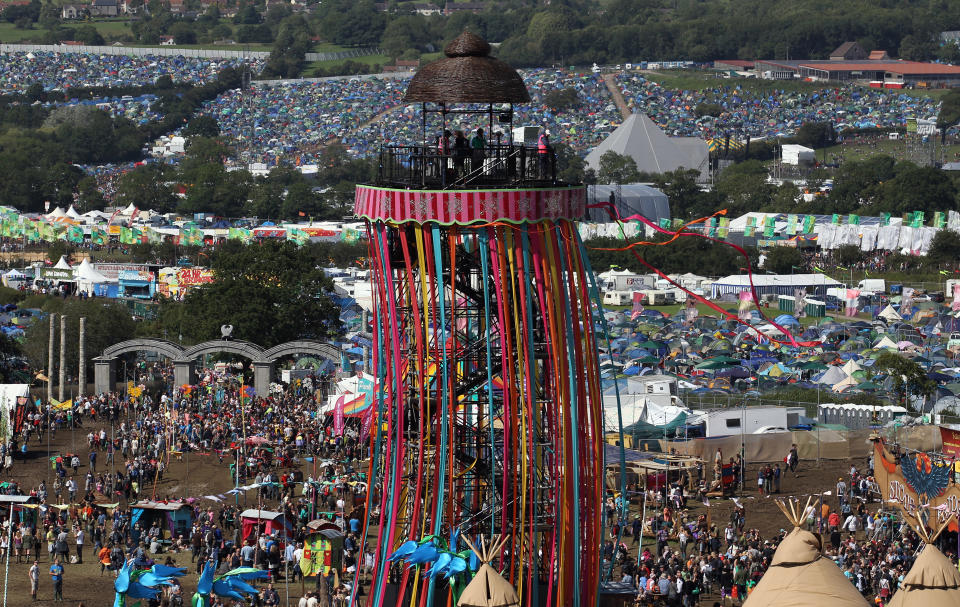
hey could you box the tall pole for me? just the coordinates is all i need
[58,315,66,403]
[47,314,56,404]
[2,502,12,607]
[78,317,86,398]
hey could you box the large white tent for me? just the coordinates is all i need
[585,114,709,180]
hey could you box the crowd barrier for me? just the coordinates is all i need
[611,424,944,462]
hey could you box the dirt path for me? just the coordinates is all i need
[602,73,632,120]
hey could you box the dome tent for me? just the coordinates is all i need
[743,498,869,607]
[457,535,519,607]
[888,513,960,607]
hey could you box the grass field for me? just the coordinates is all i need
[302,53,391,76]
[644,69,831,94]
[818,137,960,164]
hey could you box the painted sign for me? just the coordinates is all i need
[94,263,149,281]
[118,270,154,282]
[940,426,960,459]
[874,441,959,529]
[40,268,74,281]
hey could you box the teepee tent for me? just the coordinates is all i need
[888,513,960,607]
[743,499,869,607]
[457,535,519,607]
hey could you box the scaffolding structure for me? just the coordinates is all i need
[353,31,611,607]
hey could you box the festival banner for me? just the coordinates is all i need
[803,215,815,234]
[333,395,345,436]
[67,226,84,244]
[848,214,859,226]
[940,426,960,458]
[90,227,107,245]
[717,217,730,238]
[912,211,925,228]
[744,217,756,237]
[881,212,891,226]
[630,291,645,320]
[934,211,946,229]
[874,440,960,530]
[786,215,797,235]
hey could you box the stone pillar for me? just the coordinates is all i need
[173,361,196,388]
[58,315,66,402]
[93,358,116,396]
[363,346,370,374]
[253,361,274,397]
[47,313,56,404]
[78,317,86,398]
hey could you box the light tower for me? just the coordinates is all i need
[355,32,609,607]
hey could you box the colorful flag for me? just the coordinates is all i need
[848,214,859,225]
[333,395,345,436]
[912,211,925,228]
[287,228,309,245]
[831,214,840,225]
[90,227,106,245]
[881,212,891,226]
[718,217,730,239]
[67,226,84,244]
[786,215,797,235]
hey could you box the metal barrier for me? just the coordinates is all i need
[0,43,381,62]
[377,144,557,189]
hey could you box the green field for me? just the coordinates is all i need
[302,54,391,77]
[818,138,960,164]
[644,69,830,94]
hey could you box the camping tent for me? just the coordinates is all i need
[878,306,903,322]
[743,509,869,607]
[888,543,960,606]
[584,114,708,180]
[874,335,898,349]
[240,509,294,543]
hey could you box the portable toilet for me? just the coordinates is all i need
[300,521,344,577]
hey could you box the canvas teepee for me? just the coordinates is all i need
[457,535,520,607]
[743,498,869,607]
[888,512,960,607]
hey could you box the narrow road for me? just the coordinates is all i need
[602,73,632,120]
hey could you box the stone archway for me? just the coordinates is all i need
[95,338,348,396]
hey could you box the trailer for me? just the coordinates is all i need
[701,406,791,437]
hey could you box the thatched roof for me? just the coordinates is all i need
[404,31,530,104]
[888,544,960,607]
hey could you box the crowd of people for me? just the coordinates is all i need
[0,51,263,93]
[0,369,371,605]
[598,449,952,607]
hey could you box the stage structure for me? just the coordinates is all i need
[355,32,616,607]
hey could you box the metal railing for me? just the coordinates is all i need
[376,144,558,189]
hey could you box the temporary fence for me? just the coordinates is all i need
[654,424,941,462]
[0,43,381,62]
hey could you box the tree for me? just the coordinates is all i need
[75,24,104,45]
[874,351,936,411]
[114,165,178,213]
[926,229,960,266]
[794,121,836,148]
[835,244,864,267]
[762,246,804,274]
[165,240,342,347]
[597,151,640,185]
[542,88,581,113]
[22,299,137,382]
[183,114,220,138]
